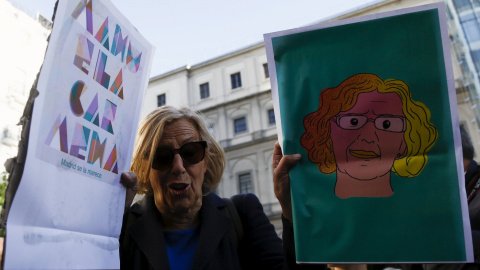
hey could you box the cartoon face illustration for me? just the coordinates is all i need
[300,74,438,198]
[330,90,407,181]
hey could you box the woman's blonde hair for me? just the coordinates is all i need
[130,106,225,195]
[300,73,438,178]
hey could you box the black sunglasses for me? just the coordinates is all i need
[151,141,207,170]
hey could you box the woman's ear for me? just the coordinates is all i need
[396,140,407,159]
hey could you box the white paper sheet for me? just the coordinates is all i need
[5,0,154,268]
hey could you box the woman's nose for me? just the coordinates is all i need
[170,153,186,174]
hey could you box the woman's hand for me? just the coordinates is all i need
[120,172,138,212]
[272,141,301,222]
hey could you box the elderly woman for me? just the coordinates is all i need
[119,106,312,269]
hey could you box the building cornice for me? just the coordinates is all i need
[149,41,265,83]
[149,66,190,82]
[191,42,265,70]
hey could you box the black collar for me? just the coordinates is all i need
[127,193,230,270]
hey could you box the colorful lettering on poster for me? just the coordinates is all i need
[44,0,144,175]
[71,0,143,73]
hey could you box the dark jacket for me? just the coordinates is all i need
[119,192,287,270]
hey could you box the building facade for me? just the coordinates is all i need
[0,0,51,170]
[448,0,480,154]
[143,0,480,234]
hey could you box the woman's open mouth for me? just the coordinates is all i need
[349,149,380,159]
[168,183,191,195]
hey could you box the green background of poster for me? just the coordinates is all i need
[272,9,466,262]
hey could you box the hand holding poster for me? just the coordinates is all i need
[4,0,153,268]
[264,3,473,264]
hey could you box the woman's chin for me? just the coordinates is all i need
[167,197,201,213]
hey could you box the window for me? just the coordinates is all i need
[470,49,480,74]
[231,72,242,89]
[157,94,166,107]
[263,63,269,78]
[268,109,276,125]
[453,0,472,13]
[460,13,480,43]
[200,83,210,99]
[3,128,12,139]
[234,117,247,134]
[238,173,253,194]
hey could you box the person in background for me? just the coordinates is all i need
[459,125,480,264]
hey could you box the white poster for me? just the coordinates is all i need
[5,0,154,268]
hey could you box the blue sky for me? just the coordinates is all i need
[8,0,380,77]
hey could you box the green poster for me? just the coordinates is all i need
[265,3,473,263]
